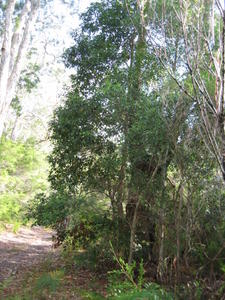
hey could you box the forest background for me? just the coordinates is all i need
[0,0,225,299]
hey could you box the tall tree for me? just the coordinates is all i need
[146,0,225,181]
[0,0,40,138]
[50,0,176,264]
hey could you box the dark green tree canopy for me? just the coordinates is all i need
[27,2,225,298]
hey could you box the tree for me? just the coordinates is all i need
[0,0,40,138]
[50,0,180,265]
[145,0,225,181]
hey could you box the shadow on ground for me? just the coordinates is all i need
[0,226,55,282]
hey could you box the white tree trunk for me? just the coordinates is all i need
[0,0,40,138]
[149,1,225,181]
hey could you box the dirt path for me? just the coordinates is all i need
[0,226,56,283]
[0,226,107,299]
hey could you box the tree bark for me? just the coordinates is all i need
[157,212,165,282]
[0,0,16,123]
[157,149,169,282]
[219,6,225,180]
[0,0,40,138]
[128,196,140,265]
[175,181,183,282]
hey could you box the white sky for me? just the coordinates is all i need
[12,0,95,141]
[78,0,94,12]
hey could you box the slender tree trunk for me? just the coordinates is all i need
[0,111,8,138]
[184,187,192,268]
[219,7,225,180]
[157,149,169,282]
[175,181,183,282]
[0,0,40,138]
[128,196,140,265]
[116,155,127,220]
[10,114,19,140]
[126,0,148,265]
[157,213,165,281]
[0,0,16,137]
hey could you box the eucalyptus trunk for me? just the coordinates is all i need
[0,0,40,137]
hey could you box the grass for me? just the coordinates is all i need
[0,243,176,300]
[0,253,107,300]
[0,220,25,234]
[81,290,106,299]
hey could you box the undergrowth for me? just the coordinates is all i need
[0,138,48,230]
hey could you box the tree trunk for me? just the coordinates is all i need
[184,187,192,269]
[0,0,40,138]
[128,196,140,265]
[218,6,225,181]
[175,181,183,282]
[157,215,165,282]
[157,149,169,282]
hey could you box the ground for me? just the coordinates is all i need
[0,226,107,300]
[0,226,55,282]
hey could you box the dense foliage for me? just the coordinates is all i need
[0,137,48,230]
[28,0,225,298]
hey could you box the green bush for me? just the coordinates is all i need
[110,285,173,300]
[0,194,21,222]
[34,270,64,293]
[27,192,71,227]
[29,191,129,271]
[0,137,48,226]
[107,262,173,299]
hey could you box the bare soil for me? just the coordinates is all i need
[0,226,56,283]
